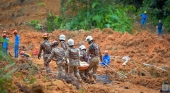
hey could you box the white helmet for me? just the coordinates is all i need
[59,34,66,40]
[79,45,86,50]
[68,39,74,46]
[86,36,93,41]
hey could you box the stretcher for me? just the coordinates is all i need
[78,61,89,71]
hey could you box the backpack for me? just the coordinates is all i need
[89,43,100,56]
[42,41,52,54]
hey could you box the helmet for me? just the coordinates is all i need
[86,36,93,41]
[20,51,25,55]
[79,45,86,50]
[144,11,147,13]
[3,31,7,33]
[2,34,7,37]
[52,40,58,46]
[42,33,49,38]
[104,50,108,54]
[13,30,17,34]
[59,34,66,40]
[68,39,74,46]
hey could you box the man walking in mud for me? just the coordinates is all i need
[38,33,52,73]
[46,41,65,79]
[86,36,102,83]
[13,30,20,58]
[59,34,69,74]
[66,39,82,88]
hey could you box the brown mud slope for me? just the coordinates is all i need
[6,28,170,93]
[0,0,60,30]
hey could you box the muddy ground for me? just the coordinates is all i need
[2,29,169,93]
[0,0,170,93]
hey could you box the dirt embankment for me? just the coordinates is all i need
[3,28,169,93]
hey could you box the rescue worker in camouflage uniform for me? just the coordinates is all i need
[46,41,65,79]
[86,36,102,83]
[59,34,69,74]
[38,33,52,73]
[79,45,88,81]
[66,39,82,83]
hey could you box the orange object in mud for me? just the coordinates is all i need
[33,50,39,55]
[78,61,89,71]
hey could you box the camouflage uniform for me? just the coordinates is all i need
[60,41,69,74]
[87,42,102,81]
[66,47,82,82]
[38,39,51,73]
[47,47,65,79]
[79,49,88,80]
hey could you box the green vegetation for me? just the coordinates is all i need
[38,2,46,6]
[48,0,134,33]
[29,0,170,33]
[28,20,42,31]
[0,38,16,93]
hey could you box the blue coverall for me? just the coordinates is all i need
[140,14,147,26]
[2,37,9,54]
[100,54,110,66]
[14,34,20,58]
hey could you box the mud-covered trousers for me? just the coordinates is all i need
[43,56,50,73]
[56,61,64,79]
[69,65,81,81]
[87,56,99,80]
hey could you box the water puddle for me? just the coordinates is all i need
[96,75,112,84]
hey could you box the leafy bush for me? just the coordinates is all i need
[28,20,42,31]
[138,0,170,32]
[163,16,170,32]
[0,37,16,93]
[37,2,45,6]
[45,0,133,33]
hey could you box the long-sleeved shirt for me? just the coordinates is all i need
[2,37,9,49]
[100,54,110,66]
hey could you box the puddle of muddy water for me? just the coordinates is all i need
[96,75,112,84]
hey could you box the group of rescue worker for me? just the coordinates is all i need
[1,30,20,58]
[38,33,103,86]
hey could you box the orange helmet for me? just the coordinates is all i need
[20,51,25,55]
[13,30,17,34]
[2,33,7,37]
[42,33,49,38]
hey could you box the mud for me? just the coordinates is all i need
[1,0,170,92]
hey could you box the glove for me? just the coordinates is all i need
[38,54,41,59]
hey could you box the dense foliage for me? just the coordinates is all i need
[47,0,134,33]
[117,0,170,32]
[29,0,170,33]
[0,38,16,93]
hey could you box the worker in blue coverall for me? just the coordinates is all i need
[156,20,163,36]
[13,30,20,58]
[100,50,110,66]
[140,11,147,29]
[2,34,9,54]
